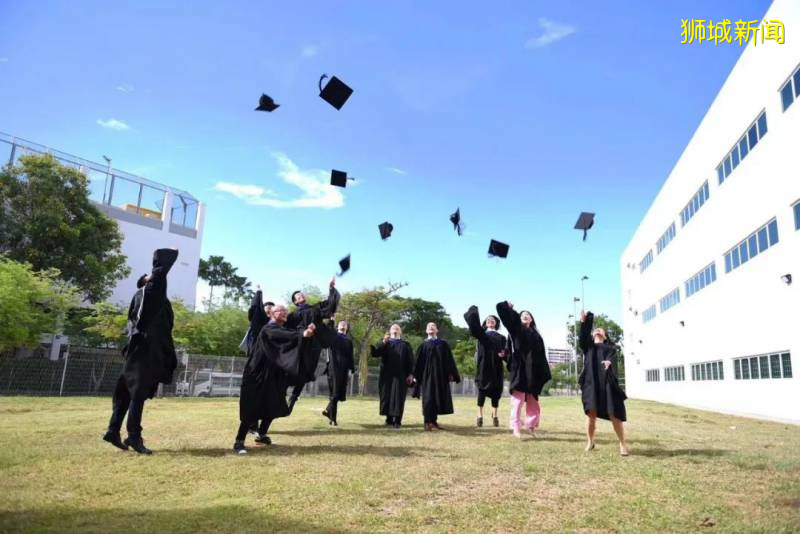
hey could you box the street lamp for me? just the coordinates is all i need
[572,297,581,380]
[102,155,112,204]
[581,275,589,310]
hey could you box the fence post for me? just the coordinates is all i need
[229,356,235,397]
[58,351,70,396]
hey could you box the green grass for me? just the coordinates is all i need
[1,396,799,533]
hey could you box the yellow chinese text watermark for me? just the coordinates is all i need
[681,19,785,45]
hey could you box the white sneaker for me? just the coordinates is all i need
[512,429,522,438]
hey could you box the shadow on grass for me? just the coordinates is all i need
[0,504,346,533]
[160,443,434,458]
[632,448,729,458]
[272,423,508,438]
[537,431,664,446]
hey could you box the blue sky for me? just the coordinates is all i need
[0,0,772,346]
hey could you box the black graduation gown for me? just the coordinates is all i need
[239,290,270,424]
[326,333,354,401]
[371,339,414,417]
[119,249,179,401]
[244,320,317,421]
[578,312,627,421]
[496,301,551,397]
[412,339,461,415]
[284,287,341,387]
[464,306,506,398]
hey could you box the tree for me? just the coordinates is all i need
[198,255,228,307]
[452,339,476,377]
[0,154,130,302]
[337,282,408,394]
[79,302,128,349]
[0,256,79,352]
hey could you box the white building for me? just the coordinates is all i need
[621,0,799,423]
[1,133,206,309]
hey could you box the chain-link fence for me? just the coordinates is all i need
[0,347,578,397]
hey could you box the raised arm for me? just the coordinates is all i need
[578,311,594,355]
[496,301,521,338]
[464,305,489,344]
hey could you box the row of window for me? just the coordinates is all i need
[680,181,710,227]
[656,222,676,254]
[717,111,767,186]
[734,352,792,380]
[692,361,724,381]
[780,63,800,111]
[724,218,779,274]
[639,250,653,273]
[665,365,685,382]
[645,353,793,383]
[659,288,680,313]
[642,305,657,323]
[685,262,717,299]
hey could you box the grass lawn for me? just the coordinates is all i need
[1,395,799,533]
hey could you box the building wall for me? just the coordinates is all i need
[98,191,206,309]
[621,0,800,423]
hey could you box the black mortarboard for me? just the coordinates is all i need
[319,74,353,110]
[488,239,509,258]
[450,208,463,236]
[574,212,595,241]
[337,254,351,276]
[255,93,279,112]
[330,169,353,188]
[378,222,394,240]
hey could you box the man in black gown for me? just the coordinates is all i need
[322,320,355,426]
[413,322,461,431]
[371,324,414,428]
[103,248,179,455]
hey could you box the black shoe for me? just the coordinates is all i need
[233,440,247,454]
[329,420,338,426]
[124,436,153,455]
[322,409,329,418]
[254,434,272,445]
[477,417,483,427]
[493,416,499,427]
[102,431,129,451]
[385,418,393,426]
[393,423,401,429]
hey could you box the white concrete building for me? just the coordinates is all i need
[1,133,205,309]
[621,0,799,423]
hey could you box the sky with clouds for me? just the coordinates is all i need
[0,0,772,346]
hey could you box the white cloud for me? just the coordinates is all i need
[386,167,407,175]
[96,118,130,131]
[115,84,135,93]
[213,153,344,209]
[525,18,576,49]
[301,45,319,58]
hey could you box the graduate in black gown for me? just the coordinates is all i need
[233,303,318,453]
[103,248,179,455]
[413,322,461,431]
[235,289,274,447]
[322,320,355,426]
[496,301,551,438]
[370,323,414,428]
[579,311,629,455]
[464,306,507,428]
[285,278,341,411]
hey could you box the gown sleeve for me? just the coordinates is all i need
[464,306,489,344]
[444,342,461,383]
[496,301,521,338]
[579,312,594,356]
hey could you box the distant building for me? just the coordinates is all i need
[547,347,573,367]
[620,0,799,423]
[1,133,206,308]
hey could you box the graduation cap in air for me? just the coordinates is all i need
[330,169,355,188]
[337,254,351,276]
[378,221,394,240]
[488,239,509,258]
[450,208,464,236]
[319,74,353,110]
[574,212,595,241]
[254,93,279,112]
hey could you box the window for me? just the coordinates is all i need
[686,262,716,298]
[734,352,792,380]
[642,304,657,323]
[718,111,767,184]
[794,201,800,230]
[724,218,779,274]
[659,287,680,313]
[656,222,677,254]
[639,250,654,273]
[680,181,710,227]
[646,369,661,382]
[779,62,800,110]
[665,366,685,382]
[691,360,724,381]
